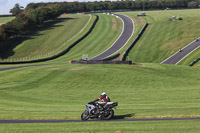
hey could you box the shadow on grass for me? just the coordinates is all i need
[113,113,135,119]
[0,18,75,59]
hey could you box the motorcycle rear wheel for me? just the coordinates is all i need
[81,110,90,121]
[102,109,114,120]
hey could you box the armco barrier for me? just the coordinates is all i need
[0,15,99,64]
[122,23,148,61]
[189,57,200,66]
[71,60,133,65]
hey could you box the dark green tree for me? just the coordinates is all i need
[10,3,24,16]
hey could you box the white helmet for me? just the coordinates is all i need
[101,92,106,96]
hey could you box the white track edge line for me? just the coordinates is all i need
[89,14,125,60]
[175,45,200,65]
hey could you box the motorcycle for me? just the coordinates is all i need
[81,101,118,121]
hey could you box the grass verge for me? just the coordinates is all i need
[0,16,15,25]
[0,63,200,120]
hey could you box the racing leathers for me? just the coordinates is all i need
[96,94,111,102]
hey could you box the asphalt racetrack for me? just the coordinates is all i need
[90,14,134,60]
[0,63,66,71]
[1,118,200,124]
[161,38,200,65]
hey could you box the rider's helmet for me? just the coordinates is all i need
[101,92,106,96]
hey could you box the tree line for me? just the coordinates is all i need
[0,0,199,52]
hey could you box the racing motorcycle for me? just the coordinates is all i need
[81,100,118,121]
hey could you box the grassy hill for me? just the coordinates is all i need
[48,13,146,62]
[0,13,123,63]
[0,14,95,61]
[51,13,123,62]
[0,10,200,132]
[0,16,15,25]
[121,9,200,65]
[1,10,199,65]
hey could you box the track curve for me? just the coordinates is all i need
[90,14,134,60]
[0,117,200,124]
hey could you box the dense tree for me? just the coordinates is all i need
[10,3,24,16]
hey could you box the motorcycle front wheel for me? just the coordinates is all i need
[102,109,114,120]
[81,110,90,121]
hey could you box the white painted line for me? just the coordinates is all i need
[89,14,125,60]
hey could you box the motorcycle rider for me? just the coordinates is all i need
[81,92,117,120]
[93,92,111,110]
[96,92,111,102]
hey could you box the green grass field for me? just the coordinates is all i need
[0,63,200,131]
[0,63,200,120]
[124,9,200,65]
[1,120,200,132]
[0,16,15,25]
[195,57,200,66]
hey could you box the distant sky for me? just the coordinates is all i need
[0,0,105,14]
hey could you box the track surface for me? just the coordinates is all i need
[90,14,134,60]
[0,64,48,71]
[0,118,200,124]
[0,63,66,71]
[161,39,200,65]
